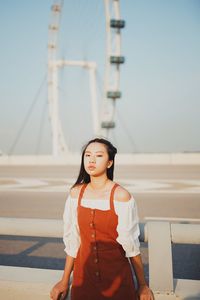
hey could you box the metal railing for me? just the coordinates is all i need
[0,217,200,299]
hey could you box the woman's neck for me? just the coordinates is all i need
[89,176,110,191]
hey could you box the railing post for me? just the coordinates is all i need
[147,222,174,294]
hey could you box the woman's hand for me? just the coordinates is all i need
[137,284,154,300]
[50,280,69,300]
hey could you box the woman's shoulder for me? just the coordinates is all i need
[114,184,132,202]
[70,183,85,199]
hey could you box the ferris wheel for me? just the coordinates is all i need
[48,0,125,156]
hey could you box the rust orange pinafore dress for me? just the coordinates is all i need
[71,183,137,300]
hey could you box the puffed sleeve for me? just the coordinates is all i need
[115,195,140,257]
[63,194,80,258]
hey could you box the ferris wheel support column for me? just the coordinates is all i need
[88,64,100,136]
[48,1,100,155]
[101,0,125,138]
[51,62,59,157]
[48,1,69,157]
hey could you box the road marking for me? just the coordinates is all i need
[0,178,200,193]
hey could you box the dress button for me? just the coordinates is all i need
[95,271,99,276]
[94,258,98,263]
[93,246,97,251]
[91,209,95,215]
[89,222,94,228]
[91,233,95,238]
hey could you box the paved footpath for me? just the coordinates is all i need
[0,165,199,280]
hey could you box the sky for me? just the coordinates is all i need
[0,0,200,154]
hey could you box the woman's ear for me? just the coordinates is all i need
[107,160,113,168]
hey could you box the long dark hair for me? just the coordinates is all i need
[71,138,117,188]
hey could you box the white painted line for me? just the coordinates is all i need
[0,178,200,194]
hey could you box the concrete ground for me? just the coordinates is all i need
[0,165,200,280]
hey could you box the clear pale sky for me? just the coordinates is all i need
[0,0,200,154]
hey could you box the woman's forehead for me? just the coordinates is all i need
[85,142,107,152]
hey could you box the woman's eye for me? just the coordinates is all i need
[96,155,103,157]
[85,154,90,157]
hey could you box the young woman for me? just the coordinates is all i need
[50,138,154,300]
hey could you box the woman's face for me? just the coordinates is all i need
[84,142,113,177]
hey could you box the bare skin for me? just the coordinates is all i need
[50,142,154,300]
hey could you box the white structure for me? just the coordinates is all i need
[48,1,67,157]
[48,0,124,156]
[48,2,99,157]
[101,0,125,138]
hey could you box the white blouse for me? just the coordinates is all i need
[63,194,140,258]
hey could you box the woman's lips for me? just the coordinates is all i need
[88,165,96,170]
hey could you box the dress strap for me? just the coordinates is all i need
[110,183,119,212]
[78,183,88,206]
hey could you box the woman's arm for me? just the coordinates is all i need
[50,255,74,300]
[114,186,154,299]
[130,254,154,299]
[62,254,74,285]
[130,254,146,286]
[51,187,82,300]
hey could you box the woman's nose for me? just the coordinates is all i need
[89,156,95,163]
